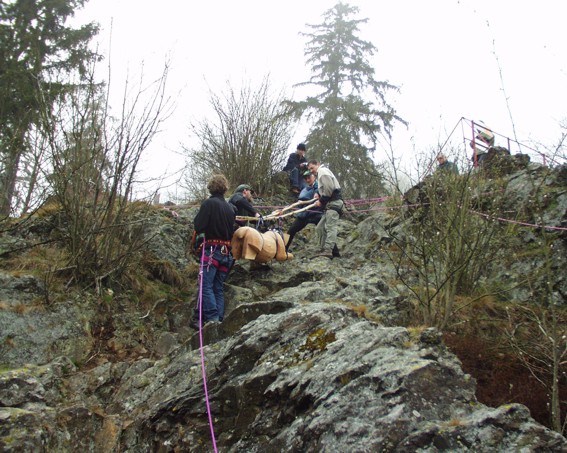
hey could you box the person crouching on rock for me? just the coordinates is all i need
[286,170,323,252]
[191,174,235,328]
[283,143,308,195]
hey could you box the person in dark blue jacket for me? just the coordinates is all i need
[228,184,261,228]
[285,170,323,251]
[191,174,235,328]
[283,143,308,194]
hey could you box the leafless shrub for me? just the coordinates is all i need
[36,63,172,290]
[506,303,567,435]
[182,76,295,196]
[387,148,506,329]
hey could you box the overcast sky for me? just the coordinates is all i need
[74,0,567,197]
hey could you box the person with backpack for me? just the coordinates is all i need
[190,174,235,329]
[285,170,323,252]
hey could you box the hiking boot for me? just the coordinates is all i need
[190,318,221,330]
[312,251,333,259]
[332,244,341,258]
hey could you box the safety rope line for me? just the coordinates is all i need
[197,243,219,453]
[470,210,567,231]
[245,196,567,232]
[344,202,567,231]
[364,200,567,231]
[436,117,465,164]
[254,196,389,210]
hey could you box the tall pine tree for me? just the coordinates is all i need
[290,2,405,198]
[0,0,99,216]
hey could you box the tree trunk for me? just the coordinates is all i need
[0,148,22,217]
[550,309,562,433]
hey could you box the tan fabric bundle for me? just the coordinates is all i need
[231,227,293,263]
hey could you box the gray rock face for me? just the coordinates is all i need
[1,164,567,451]
[0,273,94,367]
[111,303,565,452]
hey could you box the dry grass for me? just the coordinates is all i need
[344,302,382,323]
[3,244,68,275]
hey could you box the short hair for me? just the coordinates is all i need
[207,174,229,195]
[297,143,307,151]
[308,159,320,166]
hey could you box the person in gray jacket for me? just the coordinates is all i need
[307,159,343,259]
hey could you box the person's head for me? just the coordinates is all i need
[302,170,316,186]
[235,184,254,201]
[307,159,320,175]
[437,154,447,165]
[296,143,306,157]
[207,174,229,196]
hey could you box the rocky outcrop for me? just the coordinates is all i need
[0,273,94,367]
[2,299,565,451]
[114,302,565,452]
[1,162,566,451]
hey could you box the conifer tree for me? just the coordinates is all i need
[0,0,99,216]
[290,2,405,198]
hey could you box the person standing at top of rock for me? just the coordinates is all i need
[470,121,495,166]
[190,174,235,328]
[307,159,343,259]
[283,143,308,195]
[435,153,459,175]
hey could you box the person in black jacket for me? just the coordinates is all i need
[191,174,235,328]
[283,143,308,194]
[228,184,261,227]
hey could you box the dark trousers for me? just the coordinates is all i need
[289,168,307,190]
[286,217,310,250]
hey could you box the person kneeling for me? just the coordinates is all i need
[286,170,323,251]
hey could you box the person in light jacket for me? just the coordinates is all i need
[307,159,343,259]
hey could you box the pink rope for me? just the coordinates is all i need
[256,194,566,231]
[255,197,390,210]
[198,243,218,453]
[470,210,567,231]
[345,196,567,232]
